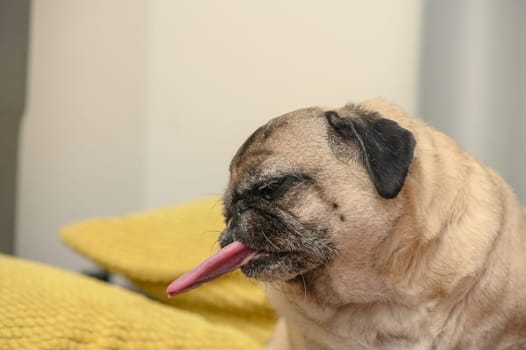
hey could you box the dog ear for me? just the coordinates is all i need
[326,110,416,199]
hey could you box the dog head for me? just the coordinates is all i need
[219,104,416,284]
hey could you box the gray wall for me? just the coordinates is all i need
[0,0,30,253]
[419,0,526,203]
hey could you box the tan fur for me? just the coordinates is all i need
[229,99,526,350]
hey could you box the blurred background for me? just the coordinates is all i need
[1,0,524,272]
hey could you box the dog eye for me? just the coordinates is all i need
[255,175,296,200]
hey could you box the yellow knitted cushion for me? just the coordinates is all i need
[60,197,276,345]
[0,254,263,350]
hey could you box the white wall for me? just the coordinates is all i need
[16,0,422,271]
[16,0,149,271]
[145,0,423,207]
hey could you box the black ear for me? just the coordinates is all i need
[326,110,416,199]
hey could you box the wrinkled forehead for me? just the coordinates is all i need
[229,107,328,182]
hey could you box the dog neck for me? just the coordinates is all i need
[266,270,439,349]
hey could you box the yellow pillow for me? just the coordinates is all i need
[0,254,263,350]
[60,197,276,345]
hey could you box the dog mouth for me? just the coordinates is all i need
[240,250,306,280]
[166,241,281,297]
[166,207,336,297]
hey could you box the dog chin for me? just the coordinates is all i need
[240,250,322,282]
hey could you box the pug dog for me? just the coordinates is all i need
[167,99,526,350]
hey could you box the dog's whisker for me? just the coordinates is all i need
[205,230,222,234]
[208,240,219,255]
[300,273,308,302]
[259,230,281,251]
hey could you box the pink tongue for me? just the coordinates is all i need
[166,241,258,297]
